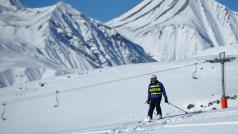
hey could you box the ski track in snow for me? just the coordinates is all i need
[164,121,238,128]
[72,108,238,134]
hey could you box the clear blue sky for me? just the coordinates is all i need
[21,0,238,22]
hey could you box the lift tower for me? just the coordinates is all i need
[206,52,236,109]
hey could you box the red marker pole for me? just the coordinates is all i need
[220,52,228,109]
[221,96,228,109]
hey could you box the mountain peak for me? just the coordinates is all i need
[0,0,25,10]
[107,0,238,61]
[55,1,70,9]
[49,1,82,17]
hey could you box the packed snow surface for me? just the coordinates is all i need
[0,53,238,134]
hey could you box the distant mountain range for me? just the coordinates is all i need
[107,0,238,61]
[0,0,154,88]
[1,0,238,88]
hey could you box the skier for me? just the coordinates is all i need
[145,74,168,121]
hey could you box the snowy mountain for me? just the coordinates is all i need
[0,0,154,88]
[107,0,238,61]
[0,0,25,10]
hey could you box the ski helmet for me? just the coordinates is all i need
[150,74,157,79]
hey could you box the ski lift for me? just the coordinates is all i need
[54,91,60,108]
[1,103,6,121]
[192,63,199,80]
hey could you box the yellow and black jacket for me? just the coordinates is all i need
[148,80,167,99]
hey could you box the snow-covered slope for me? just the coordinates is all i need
[0,54,237,134]
[107,0,238,61]
[0,0,154,88]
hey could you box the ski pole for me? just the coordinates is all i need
[168,102,188,114]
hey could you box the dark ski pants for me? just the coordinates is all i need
[148,96,162,119]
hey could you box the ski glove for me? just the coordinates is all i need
[165,97,169,103]
[146,99,150,104]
